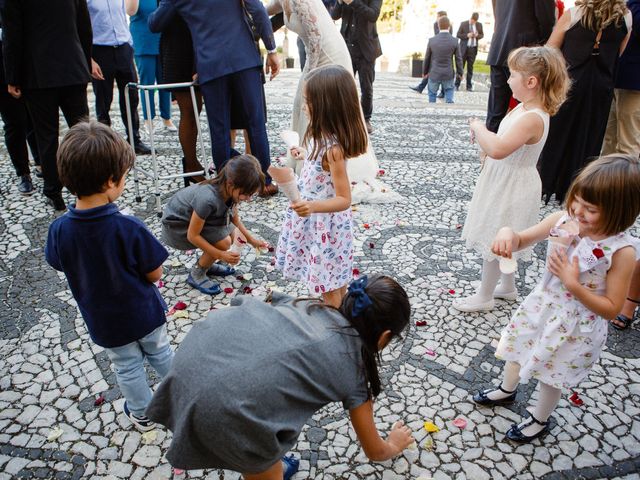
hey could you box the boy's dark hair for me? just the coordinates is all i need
[565,154,640,236]
[438,16,451,30]
[471,12,479,21]
[57,120,135,198]
[303,64,368,163]
[296,275,410,398]
[208,154,265,197]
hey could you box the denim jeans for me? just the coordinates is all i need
[427,78,455,103]
[104,324,174,417]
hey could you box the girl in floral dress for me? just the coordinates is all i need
[473,154,640,443]
[276,65,368,307]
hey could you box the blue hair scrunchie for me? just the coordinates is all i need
[347,275,373,317]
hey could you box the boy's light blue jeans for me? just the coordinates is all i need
[104,324,174,417]
[427,78,455,103]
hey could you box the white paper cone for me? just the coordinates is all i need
[499,257,517,274]
[279,180,300,202]
[280,130,300,149]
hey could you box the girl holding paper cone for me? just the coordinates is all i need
[473,155,640,443]
[161,155,269,295]
[276,65,367,307]
[454,46,571,313]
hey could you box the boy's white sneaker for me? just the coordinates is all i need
[123,401,156,432]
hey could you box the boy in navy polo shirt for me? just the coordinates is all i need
[45,121,173,432]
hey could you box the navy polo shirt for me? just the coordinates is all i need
[45,203,169,348]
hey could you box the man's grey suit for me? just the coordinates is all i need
[423,31,463,103]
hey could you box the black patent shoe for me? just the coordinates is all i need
[506,414,550,443]
[472,385,517,406]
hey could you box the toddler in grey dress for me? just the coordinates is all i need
[161,155,269,294]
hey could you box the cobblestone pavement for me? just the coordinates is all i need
[1,70,639,480]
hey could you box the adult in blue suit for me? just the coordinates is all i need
[149,0,280,195]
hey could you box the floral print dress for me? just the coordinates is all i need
[276,140,353,294]
[496,215,638,389]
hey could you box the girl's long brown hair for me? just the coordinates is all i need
[302,65,368,162]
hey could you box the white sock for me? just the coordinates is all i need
[495,272,516,294]
[487,361,520,400]
[518,382,561,436]
[471,258,501,302]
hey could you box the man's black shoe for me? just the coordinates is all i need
[409,86,422,94]
[45,194,66,211]
[18,175,36,195]
[134,141,151,155]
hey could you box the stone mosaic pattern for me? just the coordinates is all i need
[0,70,639,480]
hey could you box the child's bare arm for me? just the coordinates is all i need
[186,211,229,261]
[549,246,636,320]
[492,211,564,258]
[145,265,163,283]
[349,401,413,462]
[292,146,351,217]
[470,113,544,159]
[231,206,267,249]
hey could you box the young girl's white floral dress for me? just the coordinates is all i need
[496,215,638,389]
[276,140,353,294]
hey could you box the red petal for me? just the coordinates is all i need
[456,224,462,229]
[223,287,234,294]
[156,280,164,288]
[236,275,245,281]
[174,301,187,310]
[363,223,370,229]
[243,286,253,294]
[94,395,105,406]
[448,289,455,294]
[378,169,385,176]
[415,321,427,327]
[268,246,275,252]
[237,237,247,244]
[369,242,375,249]
[270,257,276,265]
[352,268,360,276]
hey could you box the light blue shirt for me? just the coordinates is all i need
[87,0,132,46]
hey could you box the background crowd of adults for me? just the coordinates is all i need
[0,0,638,211]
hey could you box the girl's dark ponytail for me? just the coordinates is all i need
[340,275,410,398]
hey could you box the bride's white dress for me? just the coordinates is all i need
[269,0,400,204]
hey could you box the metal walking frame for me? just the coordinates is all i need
[124,81,208,216]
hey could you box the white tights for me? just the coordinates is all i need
[475,259,516,302]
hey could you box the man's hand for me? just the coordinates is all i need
[91,59,105,80]
[266,52,280,81]
[8,85,21,99]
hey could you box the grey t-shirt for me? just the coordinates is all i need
[146,292,369,473]
[163,182,231,228]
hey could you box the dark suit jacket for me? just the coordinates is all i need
[487,0,555,67]
[434,22,453,35]
[149,0,275,84]
[423,32,463,81]
[332,0,382,63]
[615,0,640,90]
[1,0,92,89]
[457,20,484,55]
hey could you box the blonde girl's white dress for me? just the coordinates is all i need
[462,104,550,261]
[496,215,638,389]
[269,0,400,204]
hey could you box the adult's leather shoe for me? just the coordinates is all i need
[259,183,279,197]
[45,194,66,211]
[134,141,151,155]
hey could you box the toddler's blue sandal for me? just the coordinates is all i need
[187,274,221,295]
[206,263,236,277]
[282,454,299,480]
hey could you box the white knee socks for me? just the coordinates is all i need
[476,258,502,301]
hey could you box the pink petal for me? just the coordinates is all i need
[156,280,164,288]
[94,395,105,406]
[173,468,185,475]
[452,417,467,429]
[425,349,436,356]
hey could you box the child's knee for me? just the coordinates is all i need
[214,236,232,251]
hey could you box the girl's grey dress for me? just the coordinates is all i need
[146,292,369,473]
[161,183,234,250]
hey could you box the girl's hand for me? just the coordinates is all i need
[220,250,241,265]
[491,227,517,258]
[292,200,314,217]
[247,236,269,250]
[548,249,580,288]
[290,147,305,160]
[469,117,484,133]
[386,421,414,456]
